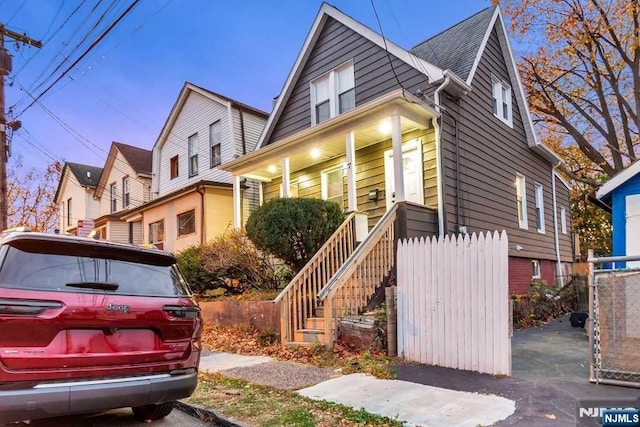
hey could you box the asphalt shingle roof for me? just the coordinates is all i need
[410,6,497,82]
[66,162,103,188]
[113,142,152,175]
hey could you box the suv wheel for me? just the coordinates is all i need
[131,401,175,421]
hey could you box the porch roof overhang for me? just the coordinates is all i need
[220,89,438,181]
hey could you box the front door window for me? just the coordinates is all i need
[384,139,424,209]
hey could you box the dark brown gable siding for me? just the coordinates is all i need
[268,17,430,143]
[555,176,573,262]
[440,26,557,261]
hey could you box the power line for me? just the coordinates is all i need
[15,0,141,119]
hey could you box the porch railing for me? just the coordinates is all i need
[274,212,358,344]
[318,204,398,345]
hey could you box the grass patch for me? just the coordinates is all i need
[187,372,403,427]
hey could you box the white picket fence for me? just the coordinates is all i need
[397,231,511,376]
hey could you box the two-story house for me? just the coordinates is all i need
[54,162,103,235]
[121,82,269,253]
[92,141,152,243]
[222,4,573,344]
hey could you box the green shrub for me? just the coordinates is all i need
[245,198,344,271]
[200,228,289,294]
[512,280,571,328]
[176,245,217,295]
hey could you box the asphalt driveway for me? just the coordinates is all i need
[394,314,640,426]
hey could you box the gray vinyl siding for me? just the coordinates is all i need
[398,202,438,239]
[438,26,557,261]
[268,16,430,144]
[555,176,573,262]
[108,220,129,244]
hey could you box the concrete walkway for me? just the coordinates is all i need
[198,352,516,426]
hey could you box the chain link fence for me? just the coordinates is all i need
[589,253,640,387]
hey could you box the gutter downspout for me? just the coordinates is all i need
[433,75,450,237]
[238,105,247,155]
[196,184,206,245]
[551,169,563,287]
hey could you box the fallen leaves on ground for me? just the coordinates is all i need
[201,324,397,378]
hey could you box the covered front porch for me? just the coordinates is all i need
[222,90,442,345]
[223,90,442,235]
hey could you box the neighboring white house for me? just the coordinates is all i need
[133,82,269,252]
[54,162,103,235]
[92,141,152,244]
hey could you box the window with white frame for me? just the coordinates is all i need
[561,206,567,234]
[515,174,528,229]
[492,74,512,127]
[532,260,541,279]
[534,183,545,233]
[122,177,130,208]
[321,166,344,208]
[188,133,199,177]
[311,61,355,125]
[110,183,117,213]
[209,121,221,168]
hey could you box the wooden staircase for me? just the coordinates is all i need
[275,206,398,346]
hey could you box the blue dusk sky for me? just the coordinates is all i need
[1,0,492,173]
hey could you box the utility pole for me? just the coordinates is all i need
[0,24,42,230]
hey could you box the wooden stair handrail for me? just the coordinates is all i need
[273,211,357,303]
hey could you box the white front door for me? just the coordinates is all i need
[384,139,424,209]
[626,194,640,268]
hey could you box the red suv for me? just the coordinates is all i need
[0,231,202,423]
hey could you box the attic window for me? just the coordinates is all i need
[170,155,179,179]
[491,74,512,128]
[310,61,355,126]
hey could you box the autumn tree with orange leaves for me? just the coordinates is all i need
[7,157,62,232]
[499,0,638,257]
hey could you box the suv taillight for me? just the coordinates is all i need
[0,299,62,316]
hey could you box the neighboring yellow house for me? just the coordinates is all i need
[54,162,103,236]
[127,82,268,254]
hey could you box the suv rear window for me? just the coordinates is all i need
[0,239,190,297]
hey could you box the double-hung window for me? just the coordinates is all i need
[560,206,567,234]
[515,174,528,229]
[170,155,179,179]
[311,61,355,125]
[321,166,344,208]
[188,133,199,177]
[209,121,221,168]
[122,177,130,208]
[534,183,545,233]
[492,74,512,127]
[149,220,165,246]
[110,183,117,213]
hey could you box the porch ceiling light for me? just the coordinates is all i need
[310,148,321,159]
[378,119,391,135]
[267,165,277,174]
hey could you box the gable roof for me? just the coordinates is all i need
[154,81,269,153]
[54,162,103,204]
[256,2,445,149]
[94,142,152,199]
[113,141,152,176]
[410,6,497,83]
[596,160,640,201]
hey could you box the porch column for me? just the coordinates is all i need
[282,157,291,197]
[391,114,405,203]
[346,131,357,212]
[233,175,242,229]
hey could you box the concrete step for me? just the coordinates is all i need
[305,317,325,330]
[293,328,325,343]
